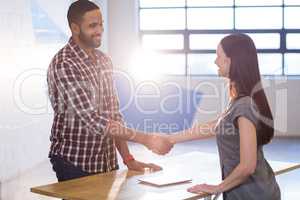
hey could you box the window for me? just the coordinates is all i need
[139,0,300,76]
[140,9,185,30]
[187,8,234,30]
[235,7,282,29]
[30,0,67,43]
[142,34,184,50]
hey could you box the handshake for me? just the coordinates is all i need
[107,120,175,155]
[144,133,174,155]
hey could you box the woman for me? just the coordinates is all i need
[168,33,281,199]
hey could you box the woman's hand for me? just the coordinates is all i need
[107,120,174,155]
[145,134,174,155]
[187,183,222,195]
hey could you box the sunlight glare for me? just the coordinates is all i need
[128,50,165,81]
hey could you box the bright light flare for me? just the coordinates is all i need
[128,50,164,81]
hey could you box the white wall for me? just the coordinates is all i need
[107,0,300,137]
[0,0,34,47]
[107,0,139,69]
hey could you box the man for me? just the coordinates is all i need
[47,0,173,182]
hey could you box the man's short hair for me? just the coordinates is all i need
[67,0,100,27]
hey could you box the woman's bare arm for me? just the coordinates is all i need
[169,119,218,144]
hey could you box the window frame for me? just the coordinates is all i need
[138,0,300,76]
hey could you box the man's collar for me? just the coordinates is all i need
[68,37,94,61]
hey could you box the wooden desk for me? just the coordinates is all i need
[31,152,300,200]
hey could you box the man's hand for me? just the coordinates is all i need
[145,134,174,155]
[107,120,174,155]
[125,159,162,172]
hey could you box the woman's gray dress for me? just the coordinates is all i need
[215,96,281,200]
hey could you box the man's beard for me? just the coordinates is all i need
[78,28,101,49]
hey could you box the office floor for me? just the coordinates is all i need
[1,137,300,200]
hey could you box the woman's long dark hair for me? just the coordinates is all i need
[220,33,274,145]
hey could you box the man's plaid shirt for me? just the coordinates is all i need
[47,37,123,173]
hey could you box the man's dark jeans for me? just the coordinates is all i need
[50,155,92,182]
